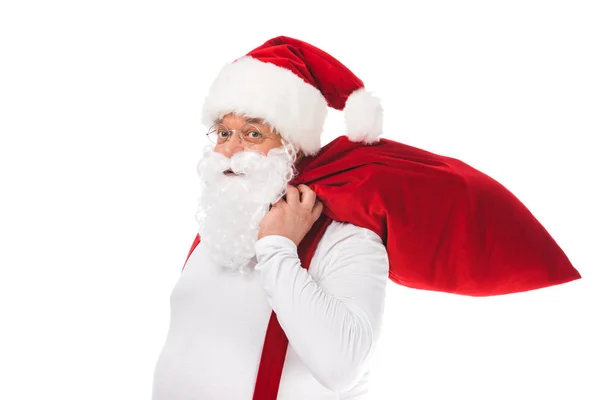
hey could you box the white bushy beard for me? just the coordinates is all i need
[195,143,297,275]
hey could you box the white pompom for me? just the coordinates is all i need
[344,88,383,144]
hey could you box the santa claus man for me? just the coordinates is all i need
[151,37,390,399]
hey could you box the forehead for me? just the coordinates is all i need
[219,113,270,127]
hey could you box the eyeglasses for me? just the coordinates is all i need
[206,123,279,146]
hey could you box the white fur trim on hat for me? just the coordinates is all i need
[344,88,383,145]
[201,56,328,156]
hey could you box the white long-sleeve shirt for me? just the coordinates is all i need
[151,220,390,399]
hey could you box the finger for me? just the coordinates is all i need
[297,184,317,208]
[285,184,300,205]
[312,199,324,216]
[271,195,286,209]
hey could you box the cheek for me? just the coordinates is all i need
[257,142,279,155]
[213,146,226,156]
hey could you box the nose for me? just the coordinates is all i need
[216,133,245,158]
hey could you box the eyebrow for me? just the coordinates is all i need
[246,117,266,124]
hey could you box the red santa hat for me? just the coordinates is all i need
[201,36,383,156]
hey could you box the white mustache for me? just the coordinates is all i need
[196,145,293,180]
[228,150,265,175]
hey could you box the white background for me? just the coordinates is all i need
[1,1,598,399]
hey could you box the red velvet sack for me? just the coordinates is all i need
[185,135,580,295]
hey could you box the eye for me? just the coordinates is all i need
[248,131,262,138]
[213,125,230,137]
[241,124,265,142]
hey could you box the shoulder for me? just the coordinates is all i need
[322,220,384,247]
[309,220,389,278]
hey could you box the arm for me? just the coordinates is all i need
[254,223,389,393]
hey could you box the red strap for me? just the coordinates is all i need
[252,215,333,400]
[182,233,200,272]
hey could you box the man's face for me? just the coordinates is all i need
[213,113,286,160]
[195,114,300,273]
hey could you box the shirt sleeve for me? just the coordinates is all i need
[254,223,390,393]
